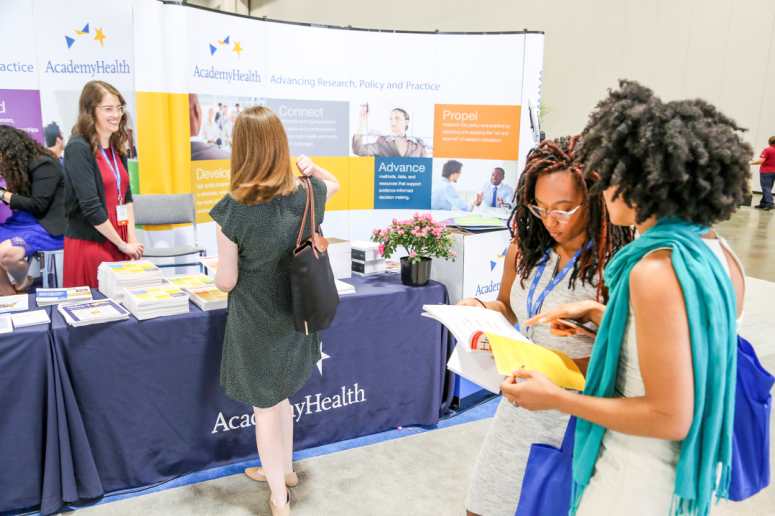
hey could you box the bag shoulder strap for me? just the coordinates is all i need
[295,177,312,247]
[561,416,577,456]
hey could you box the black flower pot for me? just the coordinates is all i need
[400,256,432,286]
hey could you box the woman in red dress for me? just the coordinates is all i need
[62,81,144,288]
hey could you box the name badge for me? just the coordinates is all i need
[116,204,129,226]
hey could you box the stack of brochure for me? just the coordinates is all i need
[199,256,219,273]
[12,310,51,328]
[163,272,215,289]
[98,260,164,301]
[36,287,93,306]
[122,283,190,320]
[58,299,130,327]
[0,294,29,314]
[184,285,228,311]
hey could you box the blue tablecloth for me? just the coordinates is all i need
[42,274,454,508]
[0,300,101,516]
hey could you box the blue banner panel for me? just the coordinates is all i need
[374,157,432,210]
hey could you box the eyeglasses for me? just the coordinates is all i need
[97,105,125,115]
[527,203,583,224]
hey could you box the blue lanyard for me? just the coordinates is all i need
[525,247,584,321]
[99,145,122,204]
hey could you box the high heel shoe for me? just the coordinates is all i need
[269,487,290,516]
[245,467,298,487]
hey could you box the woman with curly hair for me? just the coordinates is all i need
[63,81,143,288]
[0,126,65,295]
[459,136,633,516]
[509,81,749,516]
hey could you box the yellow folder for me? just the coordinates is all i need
[486,332,586,391]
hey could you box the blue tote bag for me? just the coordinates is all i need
[730,335,773,501]
[515,416,576,516]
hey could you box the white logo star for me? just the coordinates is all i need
[316,342,330,375]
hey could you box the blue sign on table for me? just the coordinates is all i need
[374,157,432,210]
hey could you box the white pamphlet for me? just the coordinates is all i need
[12,310,51,327]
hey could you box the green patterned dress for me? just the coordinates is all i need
[209,178,326,408]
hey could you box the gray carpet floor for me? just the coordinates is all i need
[67,419,491,516]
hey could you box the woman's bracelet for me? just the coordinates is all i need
[474,298,487,309]
[118,241,128,252]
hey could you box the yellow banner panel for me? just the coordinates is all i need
[348,157,374,211]
[191,159,231,224]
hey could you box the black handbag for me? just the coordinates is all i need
[290,177,340,334]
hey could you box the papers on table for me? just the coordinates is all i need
[0,314,13,333]
[36,287,93,306]
[98,260,164,301]
[122,283,190,320]
[184,285,228,311]
[335,279,356,295]
[12,310,51,328]
[199,256,219,273]
[163,273,215,289]
[58,299,130,327]
[385,261,401,275]
[0,294,29,313]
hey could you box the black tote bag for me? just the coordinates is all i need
[290,177,340,334]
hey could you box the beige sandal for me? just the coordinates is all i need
[269,487,290,516]
[245,467,298,487]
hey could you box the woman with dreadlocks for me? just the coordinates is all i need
[509,81,749,516]
[460,135,633,516]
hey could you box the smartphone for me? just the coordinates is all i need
[557,318,597,338]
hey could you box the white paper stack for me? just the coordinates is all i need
[58,299,130,327]
[327,238,352,279]
[12,310,51,328]
[122,283,190,320]
[335,279,356,295]
[184,285,228,311]
[0,294,29,313]
[36,287,93,306]
[199,256,219,274]
[351,241,385,276]
[98,260,164,301]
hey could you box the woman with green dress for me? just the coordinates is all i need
[211,106,340,516]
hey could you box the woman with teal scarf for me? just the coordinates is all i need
[502,81,751,516]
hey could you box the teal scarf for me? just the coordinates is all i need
[571,218,737,516]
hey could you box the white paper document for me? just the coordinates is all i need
[12,310,51,327]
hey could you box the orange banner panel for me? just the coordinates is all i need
[433,104,521,160]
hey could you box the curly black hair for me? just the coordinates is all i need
[577,80,752,226]
[0,125,56,197]
[508,136,634,300]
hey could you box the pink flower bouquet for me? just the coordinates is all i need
[370,213,457,264]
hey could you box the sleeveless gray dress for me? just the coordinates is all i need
[209,178,326,408]
[466,250,597,516]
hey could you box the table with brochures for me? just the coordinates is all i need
[1,275,455,515]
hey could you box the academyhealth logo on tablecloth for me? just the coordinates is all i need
[64,23,108,49]
[208,35,244,58]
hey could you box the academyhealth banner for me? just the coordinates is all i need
[0,0,543,251]
[31,0,139,189]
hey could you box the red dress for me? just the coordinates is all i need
[63,147,130,288]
